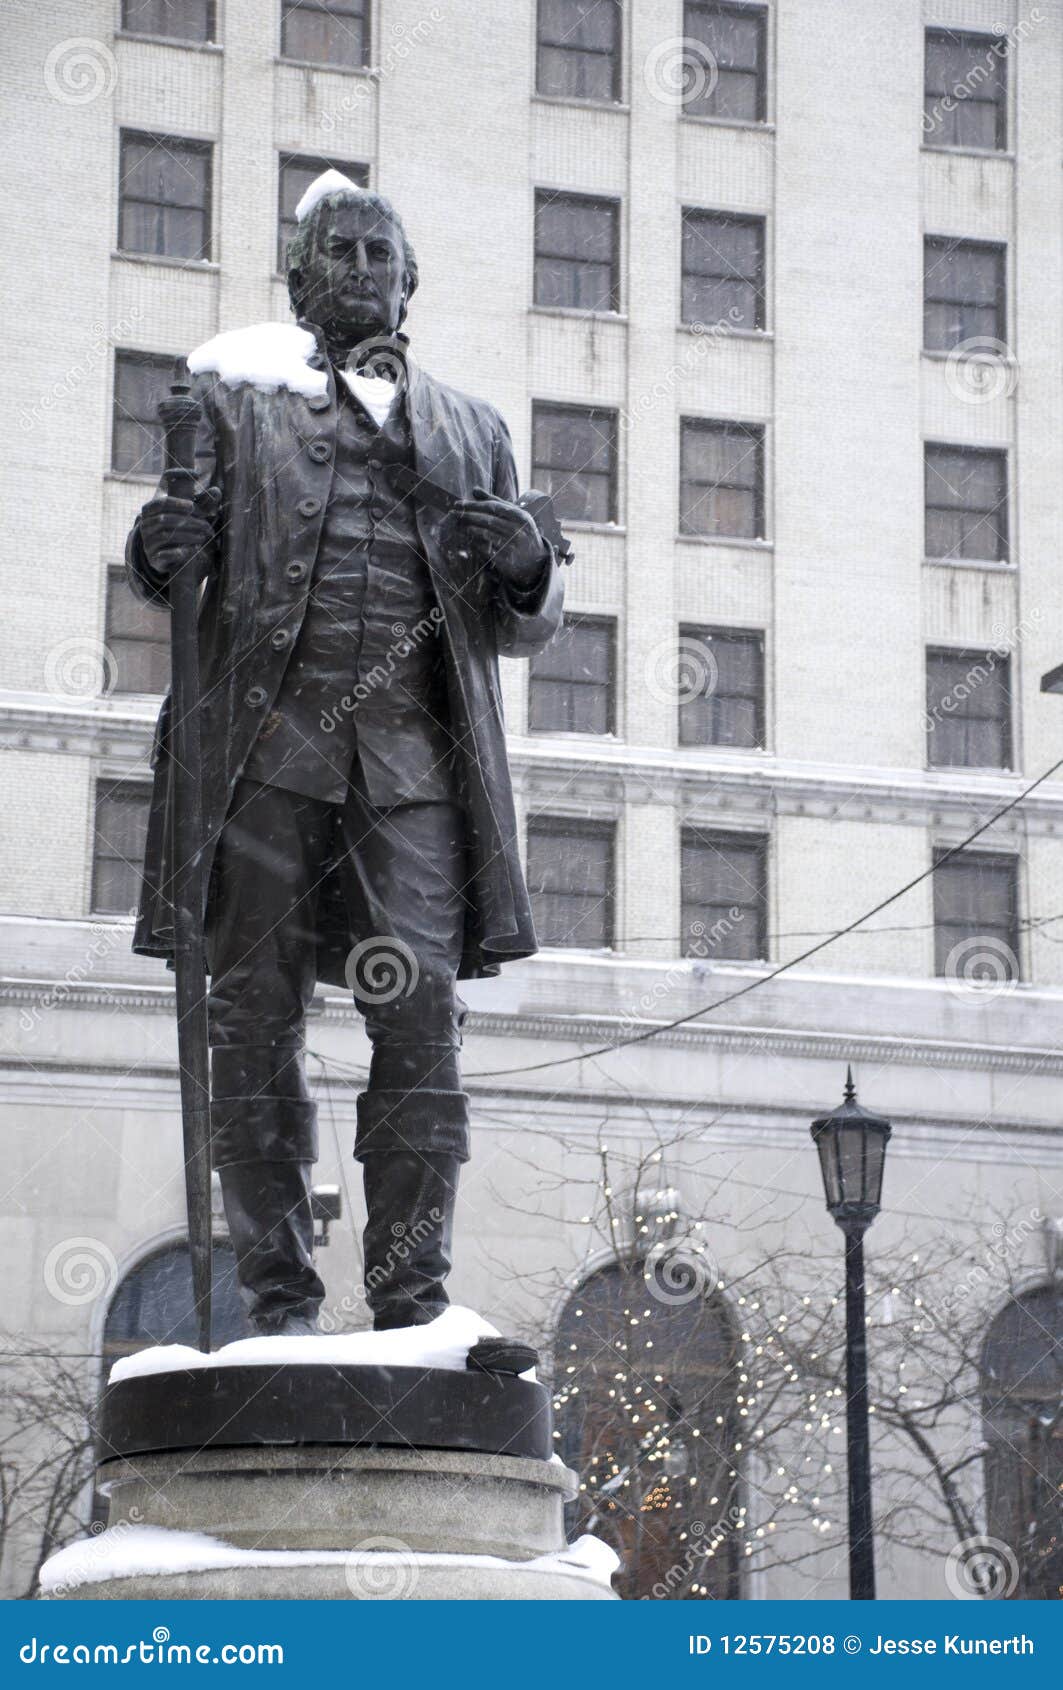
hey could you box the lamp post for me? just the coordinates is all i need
[810,1067,892,1601]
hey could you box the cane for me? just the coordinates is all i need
[157,375,213,1353]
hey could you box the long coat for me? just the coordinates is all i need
[127,323,564,987]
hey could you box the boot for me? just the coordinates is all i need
[216,1158,326,1334]
[354,1087,469,1331]
[360,1149,462,1330]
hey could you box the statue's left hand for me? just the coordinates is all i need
[450,486,549,590]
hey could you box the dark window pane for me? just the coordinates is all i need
[121,0,216,41]
[112,351,176,477]
[926,648,1011,769]
[924,238,1005,351]
[92,782,151,915]
[924,30,1007,151]
[537,0,622,102]
[678,626,764,748]
[281,0,369,68]
[555,1263,742,1599]
[532,403,618,524]
[104,1242,249,1360]
[681,829,767,959]
[118,131,212,261]
[680,419,764,539]
[925,444,1007,561]
[278,153,369,270]
[534,192,620,312]
[683,2,767,122]
[106,568,170,694]
[527,818,615,948]
[933,851,1019,978]
[530,615,616,735]
[981,1288,1063,1599]
[682,209,765,330]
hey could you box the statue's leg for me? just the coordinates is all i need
[206,779,331,1334]
[338,792,470,1329]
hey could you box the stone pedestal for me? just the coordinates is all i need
[42,1360,618,1600]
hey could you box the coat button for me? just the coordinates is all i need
[270,628,291,650]
[298,497,322,518]
[307,352,326,370]
[307,394,330,412]
[308,441,330,462]
[286,561,308,583]
[245,686,268,708]
[367,455,383,470]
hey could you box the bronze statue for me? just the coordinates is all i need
[127,174,567,1339]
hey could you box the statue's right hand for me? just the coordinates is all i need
[139,496,216,577]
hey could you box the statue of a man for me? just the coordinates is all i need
[126,173,565,1337]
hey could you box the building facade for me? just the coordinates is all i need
[1,0,1062,1599]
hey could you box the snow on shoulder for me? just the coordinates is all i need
[187,323,326,398]
[294,167,366,222]
[109,1305,506,1383]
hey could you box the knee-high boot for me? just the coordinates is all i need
[212,1044,326,1334]
[355,1089,469,1331]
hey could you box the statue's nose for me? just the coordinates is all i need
[353,239,371,277]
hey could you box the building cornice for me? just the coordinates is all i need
[2,694,1059,833]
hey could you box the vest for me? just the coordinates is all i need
[244,385,454,808]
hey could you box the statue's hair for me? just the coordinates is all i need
[285,188,419,318]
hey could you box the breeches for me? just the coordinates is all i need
[206,778,469,1169]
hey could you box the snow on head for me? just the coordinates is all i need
[187,323,326,397]
[294,168,366,223]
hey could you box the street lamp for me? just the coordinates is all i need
[810,1067,892,1601]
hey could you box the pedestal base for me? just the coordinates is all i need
[42,1360,618,1600]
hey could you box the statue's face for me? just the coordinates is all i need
[296,197,407,340]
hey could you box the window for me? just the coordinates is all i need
[104,1242,248,1362]
[683,2,767,122]
[278,153,369,271]
[118,131,212,262]
[926,648,1011,769]
[933,850,1018,979]
[532,403,618,525]
[925,444,1007,562]
[678,626,764,748]
[106,568,170,695]
[536,0,622,103]
[92,782,152,915]
[681,829,767,959]
[680,419,764,540]
[281,0,369,68]
[534,191,620,313]
[121,0,216,40]
[112,351,176,478]
[924,29,1007,151]
[554,1262,742,1599]
[981,1288,1063,1599]
[924,237,1005,352]
[682,209,765,331]
[527,817,615,948]
[529,615,615,735]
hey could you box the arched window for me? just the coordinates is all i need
[103,1240,250,1363]
[981,1284,1063,1599]
[553,1259,742,1600]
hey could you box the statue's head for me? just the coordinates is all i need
[286,173,419,345]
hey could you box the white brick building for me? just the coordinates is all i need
[1,0,1062,1600]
